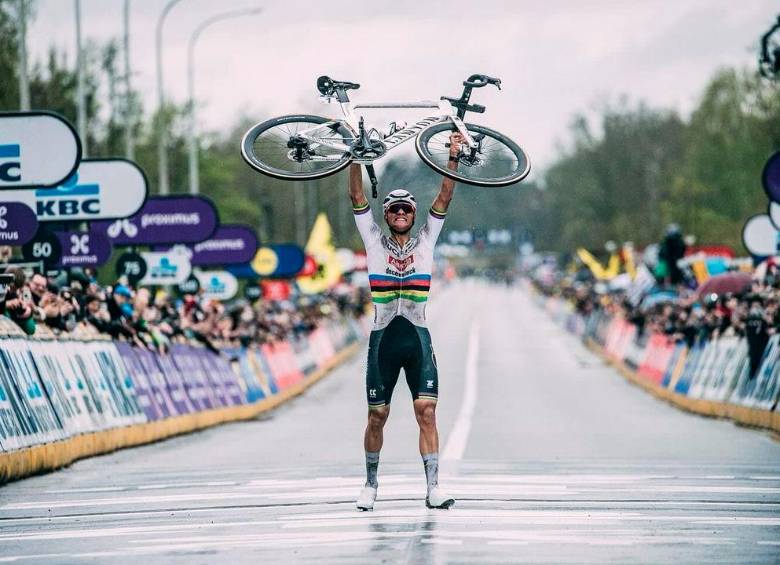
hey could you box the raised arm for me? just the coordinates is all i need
[431,132,463,215]
[349,164,368,208]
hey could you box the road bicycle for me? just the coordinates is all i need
[241,74,530,197]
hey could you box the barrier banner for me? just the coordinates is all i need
[688,337,743,400]
[0,338,65,447]
[662,344,687,388]
[225,347,265,402]
[48,341,107,431]
[308,328,336,368]
[291,336,318,376]
[157,350,211,412]
[673,340,708,395]
[0,313,367,454]
[25,340,101,435]
[623,331,646,370]
[637,334,676,384]
[261,342,303,389]
[64,343,141,429]
[703,338,748,402]
[138,348,190,415]
[0,341,33,451]
[91,342,146,424]
[0,366,26,451]
[113,342,165,421]
[197,349,245,406]
[734,335,780,409]
[126,345,184,418]
[250,346,279,396]
[170,345,224,410]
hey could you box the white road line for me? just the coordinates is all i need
[442,321,480,462]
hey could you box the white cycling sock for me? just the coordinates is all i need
[365,451,380,488]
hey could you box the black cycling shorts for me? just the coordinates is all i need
[365,315,438,408]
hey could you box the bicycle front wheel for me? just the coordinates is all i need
[416,122,530,187]
[241,114,354,180]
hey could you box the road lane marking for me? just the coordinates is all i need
[442,321,480,462]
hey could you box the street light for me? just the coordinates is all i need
[17,0,30,110]
[75,0,87,156]
[187,7,262,195]
[155,0,183,195]
[123,0,133,159]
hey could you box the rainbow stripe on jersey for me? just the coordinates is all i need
[369,274,431,304]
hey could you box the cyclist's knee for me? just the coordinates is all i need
[414,401,437,429]
[367,406,390,429]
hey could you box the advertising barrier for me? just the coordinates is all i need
[535,291,780,434]
[0,314,368,479]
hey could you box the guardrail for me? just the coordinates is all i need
[0,315,370,483]
[533,291,780,434]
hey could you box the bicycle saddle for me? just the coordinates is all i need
[317,75,360,96]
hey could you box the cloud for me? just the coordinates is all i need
[24,0,778,174]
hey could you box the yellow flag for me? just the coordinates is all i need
[576,248,621,280]
[297,213,343,294]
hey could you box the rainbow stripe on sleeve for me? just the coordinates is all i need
[369,274,432,303]
[353,202,371,215]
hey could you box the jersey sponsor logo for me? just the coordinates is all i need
[385,267,416,277]
[388,254,414,272]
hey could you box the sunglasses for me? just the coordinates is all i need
[387,203,415,215]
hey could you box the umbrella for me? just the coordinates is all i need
[640,290,678,310]
[694,272,752,299]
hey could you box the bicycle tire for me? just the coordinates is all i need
[415,122,530,187]
[241,114,354,181]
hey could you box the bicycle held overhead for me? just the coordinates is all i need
[241,74,531,196]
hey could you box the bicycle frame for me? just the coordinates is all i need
[297,96,478,163]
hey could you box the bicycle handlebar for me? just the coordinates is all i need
[463,74,502,90]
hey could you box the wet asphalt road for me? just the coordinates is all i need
[1,281,779,564]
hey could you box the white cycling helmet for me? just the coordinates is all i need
[382,189,417,213]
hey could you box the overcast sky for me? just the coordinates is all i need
[25,0,778,176]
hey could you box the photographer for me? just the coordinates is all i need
[0,268,36,335]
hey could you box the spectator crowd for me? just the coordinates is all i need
[0,264,371,354]
[533,227,780,379]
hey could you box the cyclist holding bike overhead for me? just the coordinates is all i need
[351,132,463,511]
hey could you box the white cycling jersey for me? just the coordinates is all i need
[353,201,446,330]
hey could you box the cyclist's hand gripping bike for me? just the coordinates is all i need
[241,74,530,197]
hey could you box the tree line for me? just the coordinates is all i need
[2,2,778,255]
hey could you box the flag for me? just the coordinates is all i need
[296,213,343,294]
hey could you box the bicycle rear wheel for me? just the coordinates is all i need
[416,122,530,187]
[241,114,354,181]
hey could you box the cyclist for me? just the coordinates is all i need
[350,132,463,511]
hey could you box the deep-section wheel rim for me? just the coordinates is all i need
[416,123,530,187]
[241,115,354,180]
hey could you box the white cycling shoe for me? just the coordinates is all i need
[425,486,455,509]
[356,485,378,511]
